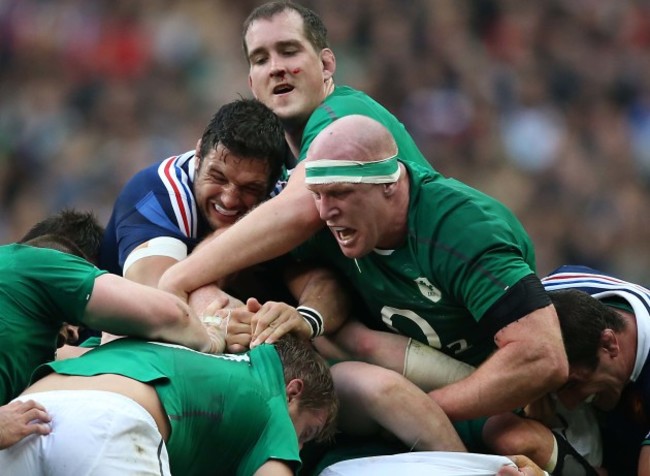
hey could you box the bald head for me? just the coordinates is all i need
[306,115,397,164]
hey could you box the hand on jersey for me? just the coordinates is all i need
[249,298,312,348]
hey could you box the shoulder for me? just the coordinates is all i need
[119,152,195,196]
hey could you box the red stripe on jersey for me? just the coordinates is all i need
[163,157,191,236]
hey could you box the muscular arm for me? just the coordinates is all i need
[429,305,568,420]
[158,163,324,299]
[82,274,224,354]
[124,253,179,288]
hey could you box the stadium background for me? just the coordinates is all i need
[1,0,649,282]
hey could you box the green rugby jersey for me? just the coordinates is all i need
[294,161,537,366]
[298,85,432,172]
[0,244,104,403]
[42,340,300,476]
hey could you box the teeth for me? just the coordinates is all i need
[332,227,353,241]
[214,203,238,216]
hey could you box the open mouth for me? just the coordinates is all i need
[331,226,355,245]
[273,84,294,95]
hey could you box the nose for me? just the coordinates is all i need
[219,184,243,208]
[316,196,337,221]
[269,54,287,78]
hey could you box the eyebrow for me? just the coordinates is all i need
[248,39,303,59]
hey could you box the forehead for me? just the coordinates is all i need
[201,145,269,176]
[306,181,361,193]
[245,11,309,51]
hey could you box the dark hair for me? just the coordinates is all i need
[23,233,88,260]
[19,209,103,264]
[550,289,627,371]
[242,1,329,59]
[198,98,287,194]
[273,334,338,442]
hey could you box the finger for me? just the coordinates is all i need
[250,304,280,340]
[252,319,293,347]
[226,333,252,349]
[203,296,229,316]
[21,400,45,411]
[24,408,51,424]
[229,308,252,325]
[26,422,52,437]
[246,297,263,313]
[227,319,253,335]
[227,343,248,353]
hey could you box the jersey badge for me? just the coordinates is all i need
[415,277,442,303]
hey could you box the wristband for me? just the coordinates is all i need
[296,306,324,338]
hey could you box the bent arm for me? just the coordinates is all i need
[82,274,222,353]
[125,254,179,288]
[429,305,568,420]
[285,262,351,335]
[158,164,323,298]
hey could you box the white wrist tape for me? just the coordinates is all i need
[123,237,188,275]
[296,306,324,338]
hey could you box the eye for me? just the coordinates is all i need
[250,54,268,65]
[211,173,228,184]
[242,185,265,197]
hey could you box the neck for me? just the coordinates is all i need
[285,129,303,158]
[286,80,337,159]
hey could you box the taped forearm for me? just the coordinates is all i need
[403,339,474,392]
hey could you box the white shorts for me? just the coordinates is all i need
[318,452,517,476]
[0,390,171,476]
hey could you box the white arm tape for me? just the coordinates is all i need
[122,237,188,275]
[403,338,475,392]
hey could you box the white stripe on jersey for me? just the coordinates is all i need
[157,151,198,238]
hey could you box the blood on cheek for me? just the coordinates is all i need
[292,68,301,74]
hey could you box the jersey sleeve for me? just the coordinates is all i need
[421,180,537,323]
[14,246,106,326]
[299,91,380,162]
[109,161,199,270]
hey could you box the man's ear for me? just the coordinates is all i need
[321,48,336,81]
[286,378,304,404]
[248,75,257,97]
[601,329,620,358]
[383,181,398,197]
[194,139,202,171]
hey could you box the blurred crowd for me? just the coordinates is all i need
[1,0,649,282]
